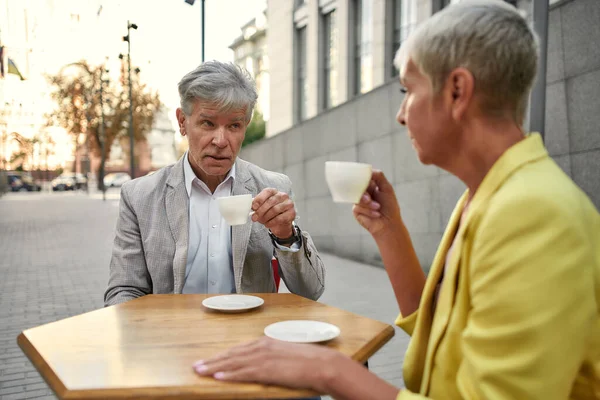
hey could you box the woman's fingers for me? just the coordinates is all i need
[195,352,259,376]
[193,339,263,369]
[212,366,266,383]
[353,203,381,218]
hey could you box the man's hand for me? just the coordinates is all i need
[193,337,340,393]
[353,170,402,238]
[251,188,296,239]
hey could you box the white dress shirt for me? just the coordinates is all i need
[182,153,236,294]
[181,153,301,294]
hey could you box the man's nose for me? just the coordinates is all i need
[212,127,227,147]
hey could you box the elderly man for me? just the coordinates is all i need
[104,61,325,306]
[193,2,600,399]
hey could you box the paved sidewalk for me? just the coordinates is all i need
[0,191,408,399]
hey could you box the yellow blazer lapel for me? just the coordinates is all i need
[421,195,470,393]
[403,191,468,393]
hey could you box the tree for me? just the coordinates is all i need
[46,60,160,186]
[242,110,266,147]
[9,133,39,171]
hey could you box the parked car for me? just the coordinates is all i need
[52,173,88,191]
[103,172,131,188]
[6,172,42,192]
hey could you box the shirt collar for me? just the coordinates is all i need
[183,151,236,197]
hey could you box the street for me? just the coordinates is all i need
[0,190,408,399]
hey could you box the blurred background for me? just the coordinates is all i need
[0,0,267,192]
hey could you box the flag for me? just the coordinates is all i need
[0,46,4,78]
[7,58,25,80]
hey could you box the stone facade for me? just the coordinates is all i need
[243,0,600,269]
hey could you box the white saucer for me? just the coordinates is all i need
[264,320,341,343]
[202,295,264,313]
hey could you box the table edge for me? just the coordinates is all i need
[351,324,396,363]
[17,331,66,398]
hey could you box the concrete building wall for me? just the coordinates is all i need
[245,0,600,269]
[544,0,600,208]
[266,0,295,136]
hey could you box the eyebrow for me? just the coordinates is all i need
[198,114,245,122]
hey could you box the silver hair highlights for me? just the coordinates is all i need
[178,61,258,121]
[395,0,538,124]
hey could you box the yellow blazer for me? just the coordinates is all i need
[396,134,600,399]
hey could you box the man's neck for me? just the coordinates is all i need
[442,120,525,198]
[196,170,226,193]
[187,153,230,193]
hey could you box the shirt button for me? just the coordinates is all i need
[212,224,217,229]
[210,254,215,257]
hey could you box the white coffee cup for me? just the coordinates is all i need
[217,194,253,225]
[325,161,373,203]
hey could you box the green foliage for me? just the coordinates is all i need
[242,110,266,147]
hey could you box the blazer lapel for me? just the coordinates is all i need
[231,159,255,292]
[405,191,468,393]
[165,157,189,294]
[420,192,469,393]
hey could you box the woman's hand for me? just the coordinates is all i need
[194,336,402,400]
[193,337,342,393]
[353,170,402,238]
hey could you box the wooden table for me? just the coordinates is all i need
[18,294,395,399]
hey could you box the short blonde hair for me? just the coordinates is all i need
[395,0,538,124]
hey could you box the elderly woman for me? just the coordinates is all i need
[193,1,600,399]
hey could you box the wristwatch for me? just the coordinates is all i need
[269,221,301,247]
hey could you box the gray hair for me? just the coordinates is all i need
[394,0,538,124]
[178,61,258,121]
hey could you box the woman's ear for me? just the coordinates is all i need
[446,68,474,121]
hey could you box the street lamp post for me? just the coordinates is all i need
[184,0,205,62]
[99,67,109,201]
[123,21,137,179]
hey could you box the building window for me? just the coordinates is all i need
[390,0,402,77]
[353,0,373,96]
[295,0,307,8]
[295,26,308,122]
[390,0,416,77]
[442,0,461,6]
[322,10,338,109]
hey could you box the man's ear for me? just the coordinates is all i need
[445,67,474,121]
[176,108,186,136]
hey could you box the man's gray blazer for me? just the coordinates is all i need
[104,157,325,306]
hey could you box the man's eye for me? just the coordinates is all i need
[201,120,214,127]
[400,87,407,94]
[231,123,241,129]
